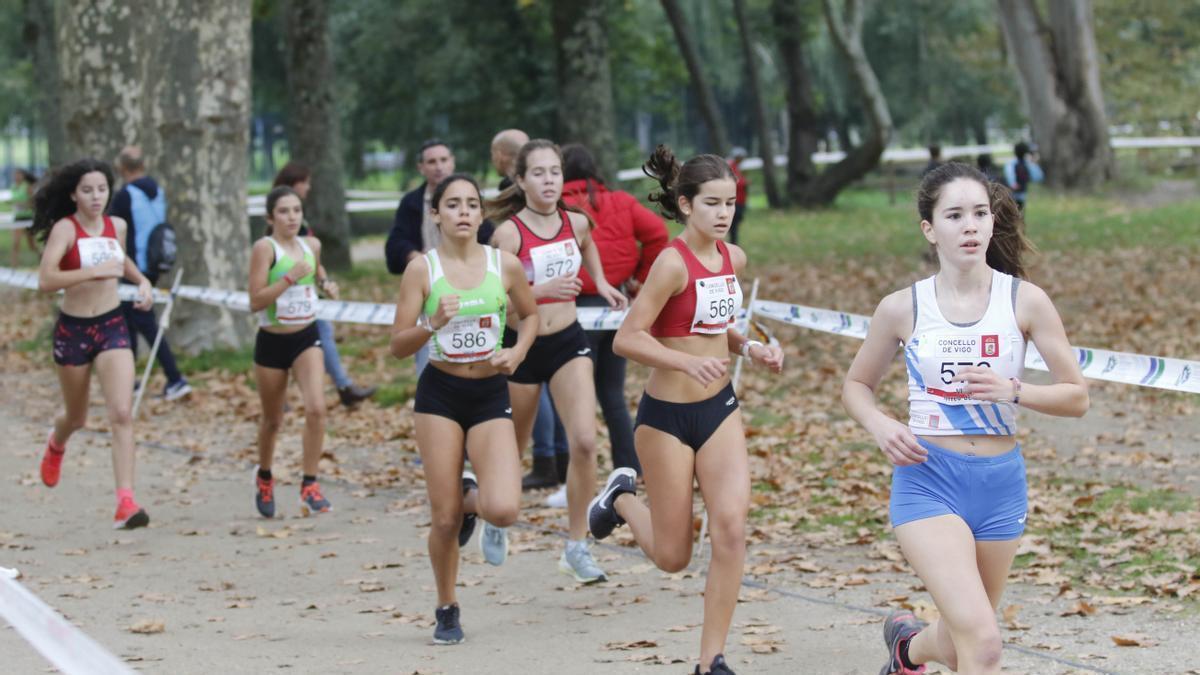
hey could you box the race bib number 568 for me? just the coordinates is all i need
[691,275,742,334]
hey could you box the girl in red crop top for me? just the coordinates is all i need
[487,139,627,584]
[32,158,154,530]
[595,146,783,675]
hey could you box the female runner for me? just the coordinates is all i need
[487,139,627,584]
[391,174,538,643]
[34,158,154,529]
[589,146,784,675]
[842,162,1088,674]
[248,186,338,518]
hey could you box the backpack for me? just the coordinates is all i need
[145,221,177,281]
[1014,160,1031,193]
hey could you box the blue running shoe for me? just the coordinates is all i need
[433,604,464,645]
[459,471,478,547]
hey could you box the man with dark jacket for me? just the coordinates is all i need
[111,146,191,401]
[385,139,494,275]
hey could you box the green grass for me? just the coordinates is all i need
[176,345,255,376]
[1092,485,1197,514]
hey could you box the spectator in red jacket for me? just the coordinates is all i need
[727,148,749,245]
[562,143,668,476]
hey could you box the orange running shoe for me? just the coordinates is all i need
[40,432,65,488]
[299,481,332,516]
[113,497,149,530]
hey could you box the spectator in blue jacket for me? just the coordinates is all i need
[111,146,191,401]
[1004,142,1044,211]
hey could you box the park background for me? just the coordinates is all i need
[0,1,1198,673]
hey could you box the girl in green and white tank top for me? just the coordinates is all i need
[389,174,540,644]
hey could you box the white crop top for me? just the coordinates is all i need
[905,269,1025,436]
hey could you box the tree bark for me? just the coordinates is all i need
[23,0,67,168]
[660,0,730,155]
[771,0,821,205]
[56,0,253,351]
[551,1,619,180]
[732,0,782,207]
[283,0,351,271]
[996,0,1113,189]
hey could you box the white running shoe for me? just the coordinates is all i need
[544,484,567,508]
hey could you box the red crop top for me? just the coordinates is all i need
[650,239,743,338]
[512,209,584,305]
[58,215,124,271]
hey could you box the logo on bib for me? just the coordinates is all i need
[564,242,574,255]
[929,414,940,428]
[726,277,736,294]
[981,335,999,358]
[479,316,492,328]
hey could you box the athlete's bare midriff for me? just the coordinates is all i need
[645,333,731,403]
[59,278,121,318]
[917,434,1017,456]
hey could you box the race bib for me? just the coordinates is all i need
[918,333,1018,401]
[77,237,124,269]
[434,313,501,362]
[528,240,581,286]
[691,274,742,334]
[276,283,317,324]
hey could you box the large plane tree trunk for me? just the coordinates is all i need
[551,1,619,180]
[996,0,1113,188]
[283,0,352,271]
[56,0,253,351]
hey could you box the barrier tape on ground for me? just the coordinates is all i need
[0,570,135,675]
[2,266,1196,394]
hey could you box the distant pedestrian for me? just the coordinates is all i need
[1004,142,1044,211]
[9,167,39,267]
[110,146,192,401]
[922,144,943,177]
[726,148,749,245]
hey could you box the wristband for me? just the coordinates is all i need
[283,273,296,286]
[416,314,434,332]
[740,339,764,358]
[1010,377,1021,405]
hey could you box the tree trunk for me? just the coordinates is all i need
[56,0,254,351]
[732,0,782,207]
[283,0,351,271]
[551,1,619,180]
[23,0,67,168]
[660,0,730,155]
[794,0,892,206]
[995,0,1113,188]
[771,0,821,205]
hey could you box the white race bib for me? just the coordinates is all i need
[77,237,124,269]
[690,274,742,334]
[434,313,501,362]
[528,240,581,286]
[276,284,317,324]
[916,333,1018,402]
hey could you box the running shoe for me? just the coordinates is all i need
[588,467,636,540]
[459,472,478,547]
[544,484,567,508]
[299,481,332,516]
[879,610,928,675]
[254,468,275,519]
[433,604,464,645]
[113,498,149,530]
[694,654,736,675]
[558,540,606,584]
[163,379,193,401]
[40,432,64,488]
[479,521,508,566]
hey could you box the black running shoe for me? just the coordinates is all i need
[879,610,927,675]
[458,472,478,547]
[694,654,736,674]
[588,467,636,540]
[433,604,464,645]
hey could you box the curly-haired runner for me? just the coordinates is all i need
[589,145,784,675]
[843,163,1088,675]
[33,158,154,529]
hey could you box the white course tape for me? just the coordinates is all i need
[0,573,135,675]
[2,267,1196,394]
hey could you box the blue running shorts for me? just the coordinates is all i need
[889,438,1027,541]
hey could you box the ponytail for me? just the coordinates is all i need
[643,144,733,224]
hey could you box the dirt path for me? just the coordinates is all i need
[1,373,1195,674]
